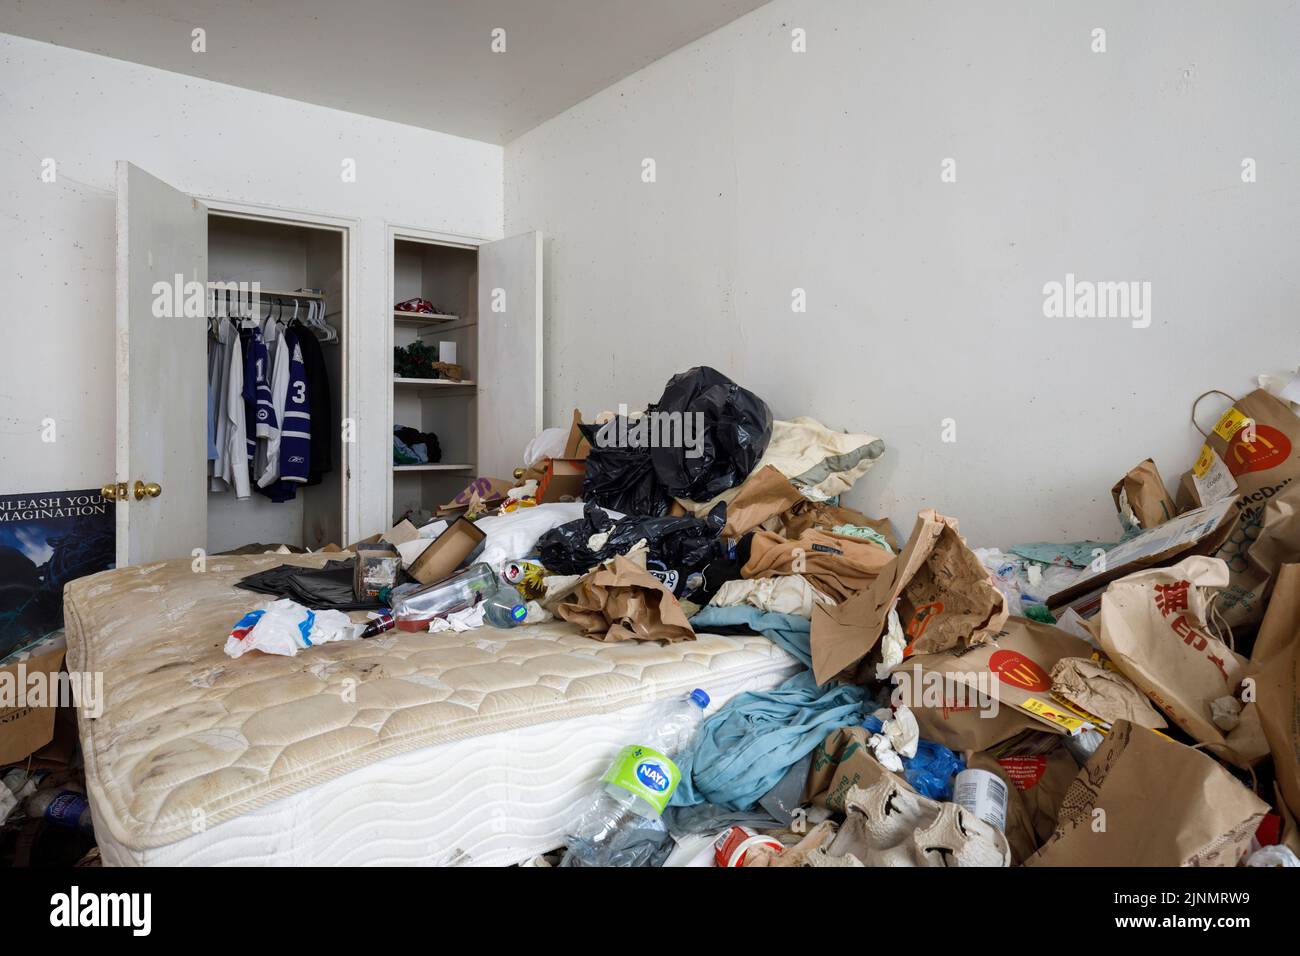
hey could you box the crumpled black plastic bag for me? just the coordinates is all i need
[537,501,728,599]
[578,418,674,517]
[648,366,773,502]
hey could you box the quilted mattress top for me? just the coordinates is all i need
[63,555,794,850]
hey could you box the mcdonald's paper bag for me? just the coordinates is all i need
[1026,720,1269,867]
[1098,555,1268,766]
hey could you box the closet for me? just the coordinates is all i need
[207,215,347,553]
[387,230,543,525]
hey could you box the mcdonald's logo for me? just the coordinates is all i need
[1227,424,1291,476]
[988,649,1050,692]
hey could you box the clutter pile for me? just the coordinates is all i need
[14,365,1300,870]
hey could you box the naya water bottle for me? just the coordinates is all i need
[390,563,496,631]
[482,584,527,628]
[561,688,710,867]
[26,788,94,834]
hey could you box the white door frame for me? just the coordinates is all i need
[385,223,493,524]
[197,196,361,545]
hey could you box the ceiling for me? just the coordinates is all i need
[0,0,770,144]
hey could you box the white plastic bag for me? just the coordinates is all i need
[225,599,356,658]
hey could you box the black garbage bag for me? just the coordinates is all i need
[578,418,674,517]
[537,501,729,599]
[648,366,773,502]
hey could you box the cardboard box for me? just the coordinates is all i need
[353,541,401,600]
[0,637,67,765]
[537,458,586,503]
[408,517,487,585]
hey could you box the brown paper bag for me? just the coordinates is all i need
[1026,720,1269,867]
[805,726,910,811]
[1049,656,1167,730]
[743,527,892,603]
[1253,564,1300,829]
[897,617,1095,745]
[966,745,1076,865]
[556,553,696,643]
[1183,389,1300,626]
[1112,458,1177,530]
[720,465,806,538]
[811,510,1007,683]
[1098,555,1268,766]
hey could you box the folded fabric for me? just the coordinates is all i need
[743,528,892,603]
[555,553,696,643]
[690,604,813,668]
[671,670,868,811]
[708,575,832,618]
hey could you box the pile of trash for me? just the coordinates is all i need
[230,364,1300,868]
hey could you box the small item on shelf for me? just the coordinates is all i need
[394,425,442,465]
[394,297,452,316]
[393,342,464,381]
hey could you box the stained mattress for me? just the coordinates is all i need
[64,556,800,864]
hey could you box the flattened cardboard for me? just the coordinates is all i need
[1045,497,1237,610]
[408,517,487,585]
[562,409,592,461]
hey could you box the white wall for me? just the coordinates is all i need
[0,33,501,543]
[505,0,1300,546]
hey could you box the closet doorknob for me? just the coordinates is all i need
[101,482,127,502]
[133,480,162,501]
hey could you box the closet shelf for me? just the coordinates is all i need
[394,309,458,326]
[393,463,474,472]
[393,377,475,388]
[207,283,325,301]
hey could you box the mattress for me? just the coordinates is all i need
[64,556,800,866]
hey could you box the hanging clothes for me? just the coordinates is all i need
[214,320,250,499]
[296,330,332,485]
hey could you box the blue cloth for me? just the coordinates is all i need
[689,604,812,668]
[671,671,868,812]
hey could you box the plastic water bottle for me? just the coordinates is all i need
[26,788,94,834]
[561,688,710,867]
[482,584,527,628]
[390,563,496,630]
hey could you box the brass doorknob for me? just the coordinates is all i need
[101,482,127,502]
[134,480,162,500]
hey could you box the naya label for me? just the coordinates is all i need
[600,745,681,815]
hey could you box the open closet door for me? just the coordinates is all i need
[112,161,208,567]
[477,231,543,479]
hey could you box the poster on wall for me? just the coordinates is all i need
[0,489,115,660]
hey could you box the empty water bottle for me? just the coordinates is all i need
[390,563,496,631]
[482,584,527,628]
[561,688,710,867]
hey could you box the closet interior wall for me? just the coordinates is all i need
[208,214,345,553]
[392,239,478,523]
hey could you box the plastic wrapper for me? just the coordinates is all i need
[537,501,728,599]
[648,366,773,501]
[862,713,965,800]
[578,418,674,516]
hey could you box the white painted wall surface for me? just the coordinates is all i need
[505,0,1300,546]
[0,34,501,544]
